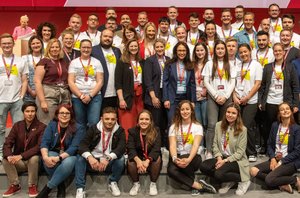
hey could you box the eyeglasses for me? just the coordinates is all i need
[58,112,71,116]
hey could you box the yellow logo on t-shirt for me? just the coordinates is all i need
[279,132,288,145]
[6,64,18,76]
[165,42,171,50]
[259,57,268,67]
[242,69,250,80]
[74,40,80,50]
[182,132,194,144]
[290,41,295,47]
[83,65,95,76]
[106,53,116,64]
[250,40,255,49]
[275,25,282,32]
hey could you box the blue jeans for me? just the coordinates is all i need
[72,94,102,127]
[43,151,76,189]
[75,155,125,189]
[195,99,208,128]
[0,99,23,158]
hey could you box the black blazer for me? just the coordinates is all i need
[127,127,161,161]
[78,124,126,158]
[258,62,299,110]
[267,122,300,169]
[285,47,300,65]
[143,55,170,106]
[115,59,145,109]
[91,45,121,98]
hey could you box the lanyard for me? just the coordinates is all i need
[217,62,224,80]
[169,22,178,35]
[177,62,185,84]
[278,125,289,150]
[256,48,269,66]
[271,18,279,33]
[86,31,98,40]
[57,124,67,151]
[79,57,91,81]
[102,127,113,153]
[139,131,148,159]
[240,60,252,82]
[272,62,285,81]
[50,59,63,80]
[195,63,203,85]
[131,60,140,79]
[221,28,232,39]
[188,31,199,45]
[156,55,166,71]
[180,122,192,146]
[2,54,15,79]
[63,48,76,62]
[31,54,42,67]
[223,131,229,151]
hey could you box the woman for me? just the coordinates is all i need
[34,38,70,125]
[167,100,216,194]
[163,41,196,127]
[127,110,162,196]
[144,38,169,147]
[192,42,209,129]
[68,39,104,127]
[37,104,84,198]
[115,38,144,138]
[12,15,33,39]
[120,25,139,53]
[199,103,250,195]
[202,39,236,159]
[22,36,44,102]
[203,21,219,60]
[61,28,81,65]
[36,22,56,50]
[139,22,157,59]
[233,43,263,162]
[258,43,299,154]
[250,102,300,193]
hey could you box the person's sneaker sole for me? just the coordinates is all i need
[199,179,217,194]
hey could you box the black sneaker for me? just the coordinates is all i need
[191,189,200,196]
[199,179,217,194]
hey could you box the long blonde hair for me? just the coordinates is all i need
[44,38,64,59]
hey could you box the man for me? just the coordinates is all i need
[157,17,177,58]
[105,17,122,49]
[92,29,121,111]
[98,7,122,32]
[280,29,300,64]
[282,14,300,49]
[115,14,132,39]
[135,11,148,39]
[0,33,28,162]
[225,36,241,68]
[266,3,282,43]
[167,6,186,37]
[232,5,245,31]
[217,9,239,41]
[198,8,221,32]
[81,14,101,46]
[252,31,274,67]
[68,13,84,50]
[2,102,45,197]
[234,12,257,49]
[186,12,205,46]
[75,107,126,197]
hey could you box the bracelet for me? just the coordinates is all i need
[172,155,177,163]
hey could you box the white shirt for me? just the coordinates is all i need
[157,34,177,58]
[267,64,284,104]
[81,30,101,46]
[252,48,275,67]
[217,27,239,42]
[275,125,289,158]
[102,47,117,97]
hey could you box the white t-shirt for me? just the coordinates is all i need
[207,41,214,60]
[102,47,117,97]
[187,31,200,46]
[252,48,275,67]
[73,32,89,50]
[0,55,28,102]
[169,122,203,155]
[235,60,263,104]
[221,128,232,156]
[112,35,122,49]
[217,27,239,42]
[202,60,236,99]
[131,60,142,84]
[266,64,284,104]
[275,125,289,158]
[268,18,283,45]
[231,21,244,31]
[291,32,300,49]
[81,30,101,46]
[158,34,177,58]
[68,57,103,97]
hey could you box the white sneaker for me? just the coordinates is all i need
[205,152,213,160]
[129,182,140,196]
[108,182,121,196]
[149,182,158,196]
[218,182,235,194]
[76,188,86,198]
[248,155,257,162]
[235,181,251,196]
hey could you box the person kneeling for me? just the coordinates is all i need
[2,102,45,197]
[75,107,126,197]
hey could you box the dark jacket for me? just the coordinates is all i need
[285,47,300,65]
[91,45,121,98]
[40,121,85,156]
[127,127,161,161]
[258,62,299,110]
[78,124,125,158]
[3,117,46,160]
[115,59,145,109]
[267,122,300,169]
[162,62,196,103]
[143,55,170,106]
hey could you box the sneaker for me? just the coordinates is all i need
[205,152,213,160]
[279,184,293,194]
[3,184,21,197]
[218,182,235,194]
[28,184,39,197]
[235,181,251,196]
[198,179,216,194]
[248,155,257,162]
[149,182,158,196]
[108,182,121,197]
[76,188,86,198]
[129,182,140,196]
[191,189,200,196]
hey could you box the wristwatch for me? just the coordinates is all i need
[105,155,111,162]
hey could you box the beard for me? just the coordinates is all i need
[101,41,112,49]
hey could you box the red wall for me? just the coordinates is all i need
[1,7,300,35]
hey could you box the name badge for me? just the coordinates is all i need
[217,85,224,90]
[275,84,282,90]
[4,79,13,86]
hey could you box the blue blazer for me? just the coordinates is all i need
[162,62,196,103]
[91,45,121,98]
[267,122,300,169]
[40,121,85,156]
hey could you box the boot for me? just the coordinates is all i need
[36,185,51,198]
[57,183,66,198]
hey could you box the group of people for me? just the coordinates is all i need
[1,2,300,198]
